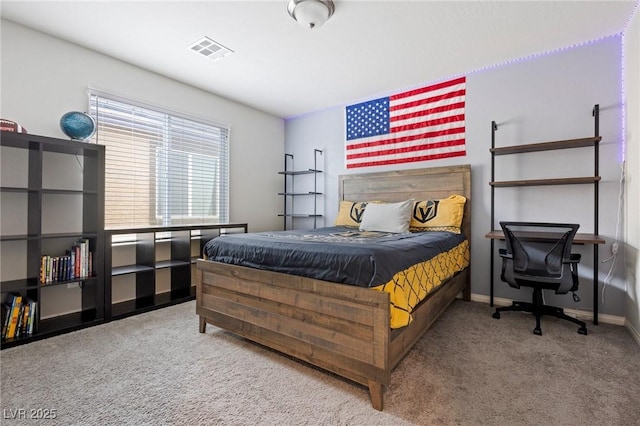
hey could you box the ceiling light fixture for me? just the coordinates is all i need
[287,0,335,29]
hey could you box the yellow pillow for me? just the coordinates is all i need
[335,201,369,228]
[410,195,466,233]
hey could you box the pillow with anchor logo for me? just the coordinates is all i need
[409,195,466,234]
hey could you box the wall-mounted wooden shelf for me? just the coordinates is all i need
[490,136,601,155]
[490,176,601,187]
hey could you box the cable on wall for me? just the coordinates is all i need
[601,160,625,304]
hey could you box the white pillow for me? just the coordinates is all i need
[359,200,413,233]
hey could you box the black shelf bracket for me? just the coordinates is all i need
[283,154,294,230]
[490,121,497,307]
[313,149,323,229]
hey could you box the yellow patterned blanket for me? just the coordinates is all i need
[373,239,470,328]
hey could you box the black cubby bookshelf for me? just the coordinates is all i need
[105,223,247,320]
[1,131,105,349]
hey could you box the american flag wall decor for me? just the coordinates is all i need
[345,76,466,169]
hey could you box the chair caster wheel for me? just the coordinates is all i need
[578,327,588,335]
[492,312,500,319]
[533,328,542,336]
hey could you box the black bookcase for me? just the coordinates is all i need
[105,223,247,320]
[1,131,105,349]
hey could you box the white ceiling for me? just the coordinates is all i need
[1,1,637,119]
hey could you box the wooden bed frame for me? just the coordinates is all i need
[196,164,471,410]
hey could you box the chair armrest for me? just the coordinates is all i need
[498,248,512,259]
[564,253,582,264]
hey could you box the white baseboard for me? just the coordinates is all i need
[469,293,626,326]
[625,319,640,347]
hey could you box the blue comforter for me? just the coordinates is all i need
[203,226,467,288]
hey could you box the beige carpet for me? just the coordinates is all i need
[1,299,639,425]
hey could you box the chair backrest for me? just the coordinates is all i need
[500,222,580,294]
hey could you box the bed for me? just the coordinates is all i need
[196,164,471,410]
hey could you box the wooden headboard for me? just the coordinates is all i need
[338,164,472,239]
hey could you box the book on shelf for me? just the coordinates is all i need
[3,293,22,339]
[1,303,11,339]
[18,298,35,338]
[40,238,93,284]
[1,295,37,340]
[16,303,27,338]
[27,299,36,336]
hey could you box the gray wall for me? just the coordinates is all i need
[624,9,640,342]
[285,36,626,319]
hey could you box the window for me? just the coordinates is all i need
[89,92,229,229]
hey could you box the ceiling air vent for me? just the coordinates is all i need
[189,36,233,61]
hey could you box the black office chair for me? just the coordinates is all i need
[492,221,588,336]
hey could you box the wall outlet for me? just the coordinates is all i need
[611,242,619,255]
[66,282,79,289]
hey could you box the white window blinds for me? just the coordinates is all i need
[89,93,229,229]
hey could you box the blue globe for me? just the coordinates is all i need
[60,111,96,141]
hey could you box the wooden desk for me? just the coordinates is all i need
[485,230,605,245]
[485,230,605,324]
